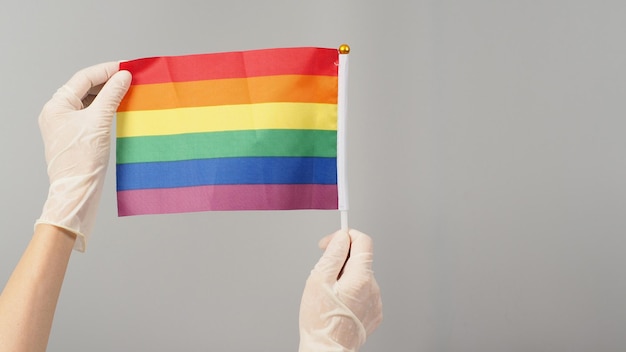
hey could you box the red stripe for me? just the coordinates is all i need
[120,47,339,85]
[117,184,338,216]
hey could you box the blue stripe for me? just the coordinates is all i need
[116,157,337,191]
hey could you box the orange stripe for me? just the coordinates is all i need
[118,75,338,112]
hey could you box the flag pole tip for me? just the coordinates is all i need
[338,44,351,54]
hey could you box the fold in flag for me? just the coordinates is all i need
[116,46,349,217]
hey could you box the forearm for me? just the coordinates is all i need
[0,224,76,352]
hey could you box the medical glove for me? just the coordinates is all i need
[36,62,131,252]
[299,229,383,352]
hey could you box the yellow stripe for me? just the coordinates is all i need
[117,102,337,138]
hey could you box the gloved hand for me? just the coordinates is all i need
[299,229,383,352]
[36,62,131,252]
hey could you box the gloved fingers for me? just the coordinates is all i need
[317,232,334,250]
[318,226,361,250]
[339,229,375,283]
[88,70,132,113]
[313,230,351,282]
[62,61,120,109]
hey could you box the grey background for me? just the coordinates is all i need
[1,1,625,351]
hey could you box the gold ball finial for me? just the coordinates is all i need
[338,44,350,54]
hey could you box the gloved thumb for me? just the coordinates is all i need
[312,230,351,282]
[90,70,132,114]
[340,229,374,278]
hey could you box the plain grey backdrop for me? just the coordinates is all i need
[1,1,625,351]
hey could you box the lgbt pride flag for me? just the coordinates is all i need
[116,46,349,218]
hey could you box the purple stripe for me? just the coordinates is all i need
[117,184,338,216]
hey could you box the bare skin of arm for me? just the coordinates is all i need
[0,62,130,351]
[0,225,76,352]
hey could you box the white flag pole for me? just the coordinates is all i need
[337,44,350,231]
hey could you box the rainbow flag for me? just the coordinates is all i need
[116,47,349,216]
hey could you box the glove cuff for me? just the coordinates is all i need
[37,173,104,252]
[34,219,87,252]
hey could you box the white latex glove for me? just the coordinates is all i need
[36,62,131,252]
[299,229,383,352]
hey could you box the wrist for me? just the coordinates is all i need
[33,224,77,245]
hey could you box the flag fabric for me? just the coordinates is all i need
[116,47,346,216]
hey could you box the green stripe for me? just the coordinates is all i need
[116,129,337,164]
